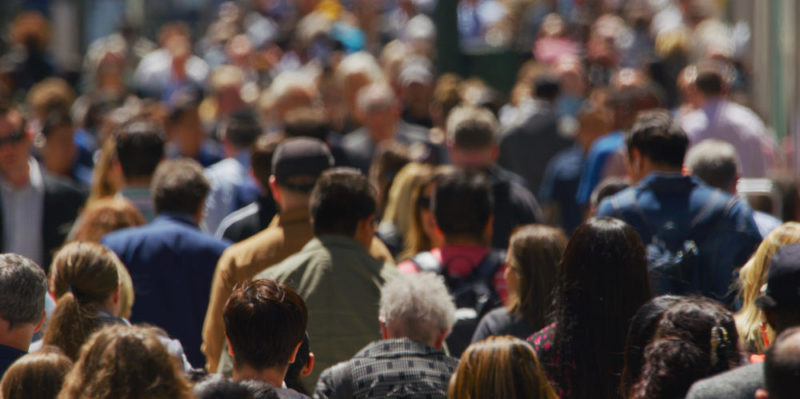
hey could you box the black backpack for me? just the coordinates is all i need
[410,250,505,357]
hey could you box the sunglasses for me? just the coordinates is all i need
[0,131,25,147]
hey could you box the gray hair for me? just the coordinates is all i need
[685,139,739,191]
[0,254,47,329]
[446,105,498,148]
[379,274,456,344]
[336,51,384,83]
[356,83,396,113]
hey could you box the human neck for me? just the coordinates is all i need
[1,161,31,189]
[123,176,151,187]
[233,364,287,388]
[0,325,34,352]
[443,235,485,247]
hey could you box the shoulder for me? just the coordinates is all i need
[686,363,762,399]
[215,202,260,237]
[43,173,86,201]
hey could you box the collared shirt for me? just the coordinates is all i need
[0,158,44,266]
[203,151,254,234]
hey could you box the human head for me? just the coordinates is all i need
[398,57,434,120]
[445,105,498,169]
[193,374,256,399]
[433,169,493,245]
[402,165,451,260]
[26,77,75,120]
[165,92,204,158]
[113,118,165,182]
[356,83,400,142]
[590,177,630,214]
[284,334,314,395]
[685,139,739,192]
[0,346,72,399]
[0,254,47,343]
[505,225,567,330]
[261,71,319,126]
[694,61,727,99]
[151,159,210,218]
[224,279,308,374]
[336,52,384,119]
[68,197,146,243]
[448,336,557,399]
[0,102,34,182]
[58,325,193,399]
[382,162,433,240]
[625,109,688,182]
[309,168,376,241]
[39,110,78,177]
[218,109,262,153]
[756,242,800,333]
[250,133,284,191]
[271,137,334,194]
[533,75,561,102]
[379,273,456,348]
[284,107,329,141]
[758,327,800,399]
[369,142,410,215]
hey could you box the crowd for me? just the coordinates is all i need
[1,0,800,398]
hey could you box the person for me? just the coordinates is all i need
[38,110,90,186]
[224,279,310,399]
[398,169,506,357]
[102,159,230,367]
[254,168,399,384]
[57,325,194,399]
[400,165,449,261]
[596,109,761,303]
[685,138,782,237]
[378,162,434,258]
[0,254,48,376]
[193,375,260,399]
[734,223,800,355]
[0,102,86,268]
[471,224,567,343]
[755,327,800,399]
[628,297,741,399]
[113,117,166,222]
[67,197,146,243]
[447,336,557,399]
[445,105,542,249]
[529,217,652,399]
[687,241,800,399]
[285,334,314,396]
[315,273,458,398]
[0,346,72,399]
[680,61,773,178]
[42,242,128,360]
[203,109,263,234]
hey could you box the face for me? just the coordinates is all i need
[361,102,398,142]
[0,111,32,176]
[449,146,496,170]
[419,182,441,245]
[43,124,77,176]
[504,265,520,296]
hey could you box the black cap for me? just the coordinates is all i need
[271,137,334,192]
[756,242,800,310]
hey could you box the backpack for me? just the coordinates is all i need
[610,189,737,297]
[410,250,505,357]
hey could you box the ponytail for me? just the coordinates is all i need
[42,292,100,360]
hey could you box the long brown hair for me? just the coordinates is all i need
[506,225,567,330]
[0,346,73,399]
[44,242,122,360]
[57,325,193,399]
[448,336,557,399]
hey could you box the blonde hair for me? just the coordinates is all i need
[735,222,800,354]
[381,162,433,241]
[448,336,557,399]
[401,165,454,260]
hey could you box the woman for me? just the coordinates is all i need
[471,224,567,342]
[529,217,651,399]
[57,325,193,399]
[43,242,129,360]
[448,336,557,399]
[401,166,452,260]
[378,162,433,259]
[0,346,73,399]
[735,222,800,354]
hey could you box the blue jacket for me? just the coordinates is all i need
[597,174,761,304]
[102,213,230,367]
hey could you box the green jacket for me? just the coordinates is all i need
[254,235,399,385]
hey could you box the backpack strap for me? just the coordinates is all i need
[472,250,506,280]
[410,251,444,274]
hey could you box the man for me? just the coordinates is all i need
[687,242,800,399]
[103,159,230,367]
[680,61,774,178]
[755,328,800,399]
[596,110,761,303]
[685,139,782,238]
[315,273,458,398]
[204,109,263,233]
[446,105,542,249]
[398,169,505,357]
[0,254,47,377]
[224,279,310,399]
[0,102,85,268]
[255,168,399,384]
[114,118,166,222]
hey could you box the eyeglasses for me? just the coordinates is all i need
[417,196,431,210]
[0,131,25,147]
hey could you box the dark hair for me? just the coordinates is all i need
[41,110,73,138]
[533,76,561,102]
[223,279,308,370]
[369,142,410,216]
[590,177,630,209]
[620,295,683,395]
[151,159,210,215]
[193,375,255,399]
[764,326,800,399]
[284,333,311,395]
[219,109,262,148]
[284,107,330,141]
[310,168,376,237]
[629,297,740,399]
[0,254,47,328]
[250,134,284,189]
[625,109,688,168]
[695,64,724,97]
[433,169,493,241]
[114,118,165,180]
[552,217,652,399]
[0,346,73,399]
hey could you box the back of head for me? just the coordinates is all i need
[284,107,329,141]
[272,137,334,194]
[310,168,376,237]
[448,336,557,399]
[685,139,739,191]
[382,162,434,235]
[69,197,146,243]
[59,325,192,399]
[694,61,726,98]
[113,118,165,181]
[764,327,800,399]
[590,177,630,210]
[533,75,561,102]
[219,109,262,149]
[626,109,688,169]
[151,159,210,216]
[250,134,284,190]
[0,254,47,331]
[193,375,255,399]
[433,169,493,243]
[446,105,497,151]
[379,273,456,346]
[0,346,72,399]
[223,279,308,371]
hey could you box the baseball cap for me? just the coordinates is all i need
[756,242,800,310]
[271,137,334,192]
